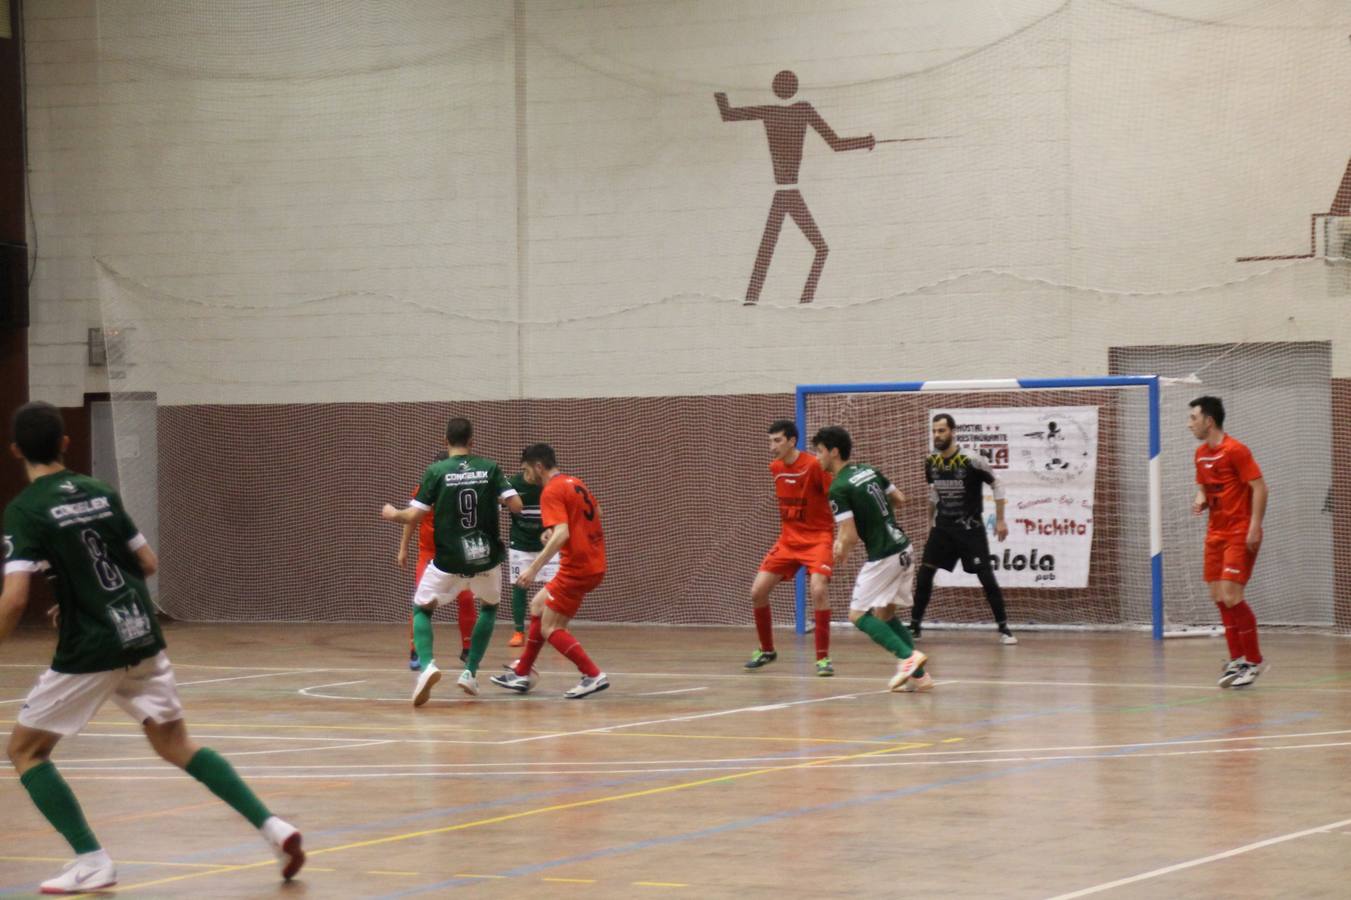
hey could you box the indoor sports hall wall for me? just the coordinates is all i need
[18,1,1351,625]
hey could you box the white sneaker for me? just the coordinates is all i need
[999,627,1018,645]
[1217,657,1245,688]
[412,662,441,707]
[261,816,305,881]
[39,850,116,894]
[1230,661,1268,688]
[490,671,533,693]
[898,672,935,693]
[564,673,610,699]
[457,669,479,696]
[888,651,928,691]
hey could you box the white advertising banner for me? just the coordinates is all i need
[930,406,1098,589]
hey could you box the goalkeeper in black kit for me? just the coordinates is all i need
[910,414,1018,644]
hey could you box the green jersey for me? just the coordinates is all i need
[3,471,164,674]
[828,462,911,562]
[508,474,544,552]
[412,453,516,575]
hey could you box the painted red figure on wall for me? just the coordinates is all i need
[716,71,874,305]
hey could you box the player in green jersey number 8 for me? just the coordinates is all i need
[1,402,304,894]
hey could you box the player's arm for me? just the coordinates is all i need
[395,522,414,567]
[806,107,874,151]
[972,457,1009,541]
[133,540,158,577]
[714,93,771,121]
[0,570,32,646]
[1247,477,1268,551]
[382,503,427,526]
[833,516,860,569]
[518,522,568,587]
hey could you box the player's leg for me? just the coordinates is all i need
[128,656,303,881]
[455,590,477,662]
[748,545,793,667]
[9,668,121,892]
[849,554,927,690]
[459,571,503,695]
[1205,537,1247,687]
[808,569,833,675]
[1218,543,1264,686]
[491,587,548,692]
[407,555,431,671]
[540,590,608,698]
[911,528,956,637]
[963,531,1015,643]
[409,564,452,706]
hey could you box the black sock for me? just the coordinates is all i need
[912,565,936,627]
[975,565,1008,627]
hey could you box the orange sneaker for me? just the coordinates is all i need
[508,631,525,647]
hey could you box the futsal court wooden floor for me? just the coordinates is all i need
[2,623,1350,899]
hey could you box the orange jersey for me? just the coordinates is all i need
[770,451,834,545]
[540,473,607,578]
[411,486,436,559]
[1195,434,1262,537]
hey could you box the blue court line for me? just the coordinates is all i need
[371,712,1320,898]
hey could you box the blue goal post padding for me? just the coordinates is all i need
[793,376,1164,639]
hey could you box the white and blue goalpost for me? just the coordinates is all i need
[794,376,1165,639]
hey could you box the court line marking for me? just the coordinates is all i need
[635,687,707,696]
[0,855,233,870]
[56,739,396,765]
[1044,815,1351,899]
[102,737,934,892]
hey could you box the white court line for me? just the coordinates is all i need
[497,689,889,745]
[635,687,708,697]
[57,740,398,765]
[50,739,1351,780]
[178,670,326,687]
[1045,815,1351,900]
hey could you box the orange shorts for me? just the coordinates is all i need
[759,539,834,580]
[545,570,605,619]
[1204,533,1257,585]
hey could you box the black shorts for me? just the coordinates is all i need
[921,526,991,573]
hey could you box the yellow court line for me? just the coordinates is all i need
[455,873,507,879]
[108,738,933,893]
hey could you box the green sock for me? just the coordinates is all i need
[511,586,527,631]
[854,613,910,659]
[413,606,435,667]
[885,617,926,677]
[186,748,271,829]
[466,602,497,674]
[20,761,100,854]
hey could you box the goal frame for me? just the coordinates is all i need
[793,376,1165,639]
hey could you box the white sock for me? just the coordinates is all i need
[76,848,112,865]
[261,816,296,846]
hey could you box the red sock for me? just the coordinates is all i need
[753,606,775,652]
[1217,603,1243,660]
[547,629,601,678]
[814,609,832,660]
[456,591,477,649]
[1231,601,1262,665]
[515,616,545,676]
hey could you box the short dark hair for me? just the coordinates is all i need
[521,443,557,469]
[445,417,473,446]
[932,413,956,430]
[768,419,798,441]
[1190,396,1225,430]
[12,401,65,465]
[811,426,852,460]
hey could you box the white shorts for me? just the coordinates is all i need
[509,548,559,584]
[850,550,915,614]
[16,651,184,738]
[413,561,501,609]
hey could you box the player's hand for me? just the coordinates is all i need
[380,503,400,521]
[395,548,408,568]
[541,528,553,543]
[995,520,1009,542]
[516,569,536,589]
[1246,525,1263,553]
[46,605,59,629]
[1191,497,1206,516]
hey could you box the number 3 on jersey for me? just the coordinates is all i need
[573,485,596,521]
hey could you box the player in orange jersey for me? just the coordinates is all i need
[745,419,837,675]
[1190,396,1269,688]
[490,443,609,699]
[395,452,476,671]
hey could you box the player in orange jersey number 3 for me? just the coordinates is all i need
[1190,396,1270,689]
[745,419,837,675]
[491,443,609,699]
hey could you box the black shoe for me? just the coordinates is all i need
[910,621,922,640]
[460,647,470,663]
[743,649,777,669]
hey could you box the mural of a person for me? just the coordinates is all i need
[716,71,874,305]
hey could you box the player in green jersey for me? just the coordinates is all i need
[812,426,932,692]
[505,469,558,648]
[1,402,304,894]
[381,417,522,705]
